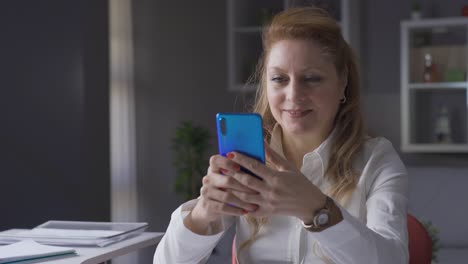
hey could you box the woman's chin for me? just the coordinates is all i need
[283,123,315,136]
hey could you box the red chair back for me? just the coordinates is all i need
[408,214,433,264]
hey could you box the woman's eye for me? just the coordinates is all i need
[304,76,322,82]
[271,76,287,83]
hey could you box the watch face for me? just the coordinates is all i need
[316,212,329,226]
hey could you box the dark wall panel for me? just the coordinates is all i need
[0,0,109,229]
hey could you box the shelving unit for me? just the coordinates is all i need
[226,0,358,92]
[400,17,468,153]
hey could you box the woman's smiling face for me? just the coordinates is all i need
[266,39,345,137]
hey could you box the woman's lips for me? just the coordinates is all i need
[283,109,312,118]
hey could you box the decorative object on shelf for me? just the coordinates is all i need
[420,219,440,263]
[172,121,211,201]
[444,68,465,82]
[444,52,465,82]
[462,5,468,17]
[423,53,440,82]
[434,105,452,144]
[411,2,422,20]
[412,31,432,47]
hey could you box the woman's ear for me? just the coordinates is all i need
[340,68,348,94]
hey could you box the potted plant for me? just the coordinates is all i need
[411,2,422,20]
[172,121,211,201]
[420,219,441,263]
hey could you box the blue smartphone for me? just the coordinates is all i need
[216,113,265,179]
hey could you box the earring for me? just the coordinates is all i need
[340,95,347,104]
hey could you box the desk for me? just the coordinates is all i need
[42,232,164,264]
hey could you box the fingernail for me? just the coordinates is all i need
[220,168,228,174]
[227,152,235,159]
[232,164,240,171]
[219,187,226,191]
[241,209,248,215]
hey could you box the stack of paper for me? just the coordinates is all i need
[0,240,75,264]
[0,221,148,247]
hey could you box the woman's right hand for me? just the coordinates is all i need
[185,155,259,234]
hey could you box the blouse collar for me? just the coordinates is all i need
[269,124,336,178]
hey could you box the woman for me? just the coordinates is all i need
[154,7,408,264]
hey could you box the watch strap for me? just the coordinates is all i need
[301,196,340,232]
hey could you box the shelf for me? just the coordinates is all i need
[402,17,468,29]
[228,83,258,92]
[408,82,467,89]
[402,144,468,153]
[234,27,263,33]
[227,0,356,92]
[401,17,468,153]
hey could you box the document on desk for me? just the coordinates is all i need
[0,221,148,247]
[0,239,76,264]
[17,228,122,239]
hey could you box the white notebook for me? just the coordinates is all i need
[0,221,148,247]
[0,240,75,264]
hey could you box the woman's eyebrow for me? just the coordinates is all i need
[267,66,324,74]
[267,66,285,72]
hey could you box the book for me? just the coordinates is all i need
[0,239,76,264]
[0,221,148,247]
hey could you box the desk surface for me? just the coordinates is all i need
[41,232,164,264]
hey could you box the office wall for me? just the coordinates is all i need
[0,0,109,230]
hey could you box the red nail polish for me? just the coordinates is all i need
[233,164,240,171]
[227,153,235,159]
[241,209,248,215]
[219,187,226,191]
[220,168,228,174]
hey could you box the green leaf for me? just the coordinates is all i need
[171,120,211,200]
[419,218,440,262]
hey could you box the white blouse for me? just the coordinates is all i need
[154,126,409,264]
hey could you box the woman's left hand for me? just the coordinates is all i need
[227,144,327,222]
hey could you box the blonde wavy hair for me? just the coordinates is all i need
[236,6,366,260]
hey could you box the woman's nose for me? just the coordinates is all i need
[286,79,305,102]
